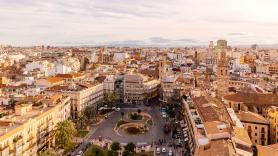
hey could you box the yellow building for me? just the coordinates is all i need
[0,95,71,156]
[0,77,9,85]
[269,63,278,75]
[257,144,278,156]
[240,55,256,65]
[237,111,269,145]
[266,107,278,144]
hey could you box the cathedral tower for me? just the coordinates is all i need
[217,50,230,98]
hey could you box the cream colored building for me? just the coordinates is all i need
[0,95,71,156]
[256,61,278,75]
[46,82,104,119]
[124,73,159,104]
[237,111,269,145]
[160,74,194,103]
[103,75,115,94]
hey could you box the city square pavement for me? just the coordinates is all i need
[89,105,171,145]
[72,105,184,156]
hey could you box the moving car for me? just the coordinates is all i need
[168,149,173,156]
[77,150,83,156]
[156,147,161,154]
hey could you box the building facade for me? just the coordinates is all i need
[237,111,269,145]
[0,95,71,156]
[124,74,159,104]
[46,82,104,119]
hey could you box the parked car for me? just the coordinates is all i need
[162,147,167,153]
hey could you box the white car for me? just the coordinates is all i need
[162,113,167,118]
[77,151,83,156]
[168,149,173,156]
[116,107,121,111]
[162,147,167,153]
[156,147,161,154]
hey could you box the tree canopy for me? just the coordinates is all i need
[55,120,77,149]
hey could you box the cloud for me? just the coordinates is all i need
[107,40,146,46]
[149,37,171,43]
[227,33,249,36]
[0,0,278,46]
[175,39,197,43]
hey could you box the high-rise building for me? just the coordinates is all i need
[97,47,104,64]
[216,40,228,50]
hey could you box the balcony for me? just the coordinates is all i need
[0,144,9,152]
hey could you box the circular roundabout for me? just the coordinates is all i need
[115,111,153,136]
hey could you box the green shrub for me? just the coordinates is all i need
[129,113,143,120]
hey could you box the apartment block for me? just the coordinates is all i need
[0,95,71,156]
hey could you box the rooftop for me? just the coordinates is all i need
[237,111,269,125]
[56,73,85,79]
[224,92,278,106]
[192,96,220,122]
[46,77,64,84]
[46,81,100,92]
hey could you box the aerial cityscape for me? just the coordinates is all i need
[1,0,278,156]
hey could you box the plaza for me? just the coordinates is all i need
[89,105,171,145]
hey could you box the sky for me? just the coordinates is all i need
[0,0,278,46]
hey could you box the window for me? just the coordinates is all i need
[255,133,257,136]
[255,126,257,130]
[255,140,257,143]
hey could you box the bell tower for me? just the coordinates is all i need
[217,50,230,98]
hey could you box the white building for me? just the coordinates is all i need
[113,52,129,62]
[103,75,115,94]
[124,73,159,104]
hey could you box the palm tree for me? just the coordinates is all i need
[77,115,88,129]
[55,120,77,149]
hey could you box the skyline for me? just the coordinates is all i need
[1,0,278,46]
